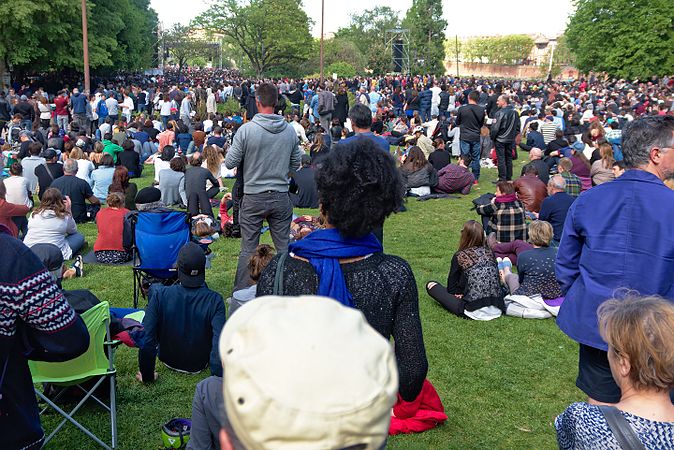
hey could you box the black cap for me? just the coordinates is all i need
[177,242,206,288]
[42,149,57,160]
[135,187,161,205]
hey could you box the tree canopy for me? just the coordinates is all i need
[461,35,535,65]
[334,7,401,74]
[0,0,157,74]
[402,0,447,74]
[195,0,314,78]
[565,0,674,79]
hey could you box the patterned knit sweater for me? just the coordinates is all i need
[0,233,89,450]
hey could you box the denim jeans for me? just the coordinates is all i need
[460,140,482,180]
[495,141,514,181]
[66,232,86,257]
[234,191,293,290]
[420,107,431,122]
[20,120,33,131]
[57,115,69,132]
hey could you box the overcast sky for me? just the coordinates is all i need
[150,0,574,38]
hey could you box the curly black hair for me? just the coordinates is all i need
[316,136,404,238]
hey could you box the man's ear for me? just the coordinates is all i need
[220,428,232,450]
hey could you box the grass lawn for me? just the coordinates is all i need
[43,154,582,449]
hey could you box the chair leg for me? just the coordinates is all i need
[36,388,112,450]
[110,373,117,449]
[133,270,138,309]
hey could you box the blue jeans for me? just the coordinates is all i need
[460,140,481,180]
[420,107,431,122]
[66,232,86,257]
[20,120,33,131]
[57,115,69,132]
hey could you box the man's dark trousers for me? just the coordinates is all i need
[495,141,514,181]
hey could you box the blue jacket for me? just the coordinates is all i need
[556,170,674,350]
[71,92,87,114]
[139,284,225,381]
[419,89,432,108]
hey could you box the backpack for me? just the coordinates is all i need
[317,91,334,115]
[97,99,109,117]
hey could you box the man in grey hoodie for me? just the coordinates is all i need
[225,82,302,290]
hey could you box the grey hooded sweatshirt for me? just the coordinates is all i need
[225,114,302,194]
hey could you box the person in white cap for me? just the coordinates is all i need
[187,295,398,450]
[413,125,434,159]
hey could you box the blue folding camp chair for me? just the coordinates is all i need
[131,210,190,308]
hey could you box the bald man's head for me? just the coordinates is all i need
[530,148,543,160]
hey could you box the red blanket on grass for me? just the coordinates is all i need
[389,379,448,435]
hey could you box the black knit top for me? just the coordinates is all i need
[257,252,428,401]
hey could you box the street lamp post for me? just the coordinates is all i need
[81,0,90,93]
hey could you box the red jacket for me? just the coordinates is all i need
[0,199,30,238]
[54,95,69,116]
[389,379,447,435]
[94,207,129,252]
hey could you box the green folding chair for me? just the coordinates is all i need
[29,301,119,449]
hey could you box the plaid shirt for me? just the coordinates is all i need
[561,172,582,197]
[477,199,527,243]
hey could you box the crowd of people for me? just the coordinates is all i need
[1,68,673,450]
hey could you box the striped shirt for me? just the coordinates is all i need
[540,121,560,144]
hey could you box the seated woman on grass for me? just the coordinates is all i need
[93,192,131,264]
[476,181,527,243]
[556,296,674,449]
[399,146,438,197]
[426,220,505,321]
[498,220,562,301]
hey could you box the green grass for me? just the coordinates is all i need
[43,155,582,449]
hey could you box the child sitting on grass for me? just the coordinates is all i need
[229,244,275,316]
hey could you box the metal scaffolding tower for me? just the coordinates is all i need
[386,29,411,75]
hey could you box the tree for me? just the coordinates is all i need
[326,62,356,78]
[461,35,534,65]
[0,0,157,75]
[538,34,575,78]
[195,0,314,78]
[402,0,447,74]
[164,25,210,75]
[334,7,400,74]
[565,0,674,79]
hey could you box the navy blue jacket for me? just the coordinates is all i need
[556,170,674,350]
[419,89,432,108]
[538,191,575,242]
[139,283,225,381]
[70,92,87,114]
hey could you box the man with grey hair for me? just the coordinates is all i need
[535,175,574,245]
[556,115,674,405]
[50,158,100,223]
[490,94,519,182]
[520,147,549,185]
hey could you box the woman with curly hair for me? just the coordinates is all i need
[256,137,428,402]
[23,187,85,260]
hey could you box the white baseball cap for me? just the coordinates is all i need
[219,295,398,450]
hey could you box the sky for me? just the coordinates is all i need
[150,0,575,38]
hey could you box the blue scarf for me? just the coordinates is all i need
[288,228,382,307]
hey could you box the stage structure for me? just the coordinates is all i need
[386,29,410,75]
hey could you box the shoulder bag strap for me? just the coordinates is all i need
[598,405,647,450]
[272,252,288,296]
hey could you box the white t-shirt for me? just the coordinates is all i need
[154,158,171,182]
[159,100,172,116]
[75,159,95,185]
[4,175,32,206]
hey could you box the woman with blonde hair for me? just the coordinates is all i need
[69,146,96,185]
[23,187,85,260]
[201,145,224,191]
[590,142,616,185]
[498,220,562,300]
[556,296,674,449]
